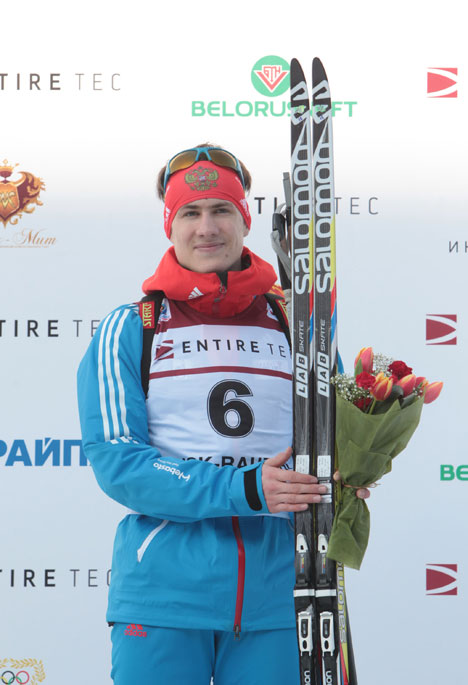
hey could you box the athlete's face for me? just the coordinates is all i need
[170,198,249,274]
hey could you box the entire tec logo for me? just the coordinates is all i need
[0,658,45,684]
[0,159,55,248]
[426,564,458,596]
[1,568,111,588]
[426,314,457,345]
[427,68,458,98]
[0,318,101,338]
[0,72,120,92]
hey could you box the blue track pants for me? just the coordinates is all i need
[111,623,300,684]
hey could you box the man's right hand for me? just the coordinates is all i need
[261,448,328,513]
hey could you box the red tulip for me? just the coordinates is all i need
[415,376,428,390]
[396,373,417,397]
[370,372,393,401]
[424,381,443,404]
[354,347,374,374]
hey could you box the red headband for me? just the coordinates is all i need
[163,162,251,238]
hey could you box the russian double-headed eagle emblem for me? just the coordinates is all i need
[184,165,218,191]
[0,160,45,226]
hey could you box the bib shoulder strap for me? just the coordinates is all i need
[138,291,165,397]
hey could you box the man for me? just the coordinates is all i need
[77,145,368,684]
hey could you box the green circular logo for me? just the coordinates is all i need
[251,55,290,97]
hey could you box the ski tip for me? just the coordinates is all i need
[290,58,307,87]
[313,57,328,81]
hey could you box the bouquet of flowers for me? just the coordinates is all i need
[327,347,443,570]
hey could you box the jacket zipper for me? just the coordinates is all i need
[137,519,169,562]
[231,516,245,638]
[212,283,227,316]
[215,284,227,300]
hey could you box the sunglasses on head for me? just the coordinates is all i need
[163,146,245,192]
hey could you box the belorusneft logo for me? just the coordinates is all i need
[0,658,46,684]
[192,55,357,118]
[0,159,55,248]
[426,564,458,596]
[440,464,468,481]
[427,68,458,98]
[426,314,457,345]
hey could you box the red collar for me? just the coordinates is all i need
[142,246,277,317]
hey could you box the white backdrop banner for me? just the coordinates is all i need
[1,1,466,683]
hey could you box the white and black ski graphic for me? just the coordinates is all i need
[291,57,357,685]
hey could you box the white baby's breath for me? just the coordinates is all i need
[373,353,394,375]
[331,373,369,402]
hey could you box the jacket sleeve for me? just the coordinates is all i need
[77,304,269,522]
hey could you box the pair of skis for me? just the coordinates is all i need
[275,58,357,685]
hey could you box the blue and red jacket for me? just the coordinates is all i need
[77,247,296,632]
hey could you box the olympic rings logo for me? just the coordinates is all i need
[1,672,30,684]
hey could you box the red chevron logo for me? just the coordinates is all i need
[426,314,457,345]
[426,564,458,596]
[427,68,458,98]
[155,339,174,361]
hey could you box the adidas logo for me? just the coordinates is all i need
[188,287,204,299]
[124,623,147,637]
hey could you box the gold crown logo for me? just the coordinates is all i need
[0,159,19,180]
[0,159,45,226]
